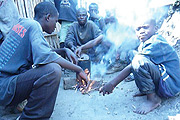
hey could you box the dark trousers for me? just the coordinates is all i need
[132,56,160,94]
[9,63,62,120]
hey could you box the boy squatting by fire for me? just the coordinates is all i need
[65,7,104,62]
[0,2,89,119]
[99,18,180,114]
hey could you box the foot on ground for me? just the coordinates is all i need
[133,93,161,114]
[133,92,146,97]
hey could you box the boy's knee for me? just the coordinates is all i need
[45,63,62,82]
[49,63,62,76]
[49,63,62,88]
[132,55,151,72]
[32,63,61,90]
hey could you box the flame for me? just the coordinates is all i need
[76,68,103,95]
[75,68,90,90]
[84,68,90,80]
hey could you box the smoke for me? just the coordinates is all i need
[86,0,177,79]
[90,22,139,79]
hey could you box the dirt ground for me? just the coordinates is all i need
[1,68,180,120]
[50,71,180,120]
[1,40,180,120]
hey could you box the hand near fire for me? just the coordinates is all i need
[64,48,78,64]
[99,82,115,96]
[76,70,90,89]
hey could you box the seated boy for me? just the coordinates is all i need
[99,18,180,114]
[65,7,103,62]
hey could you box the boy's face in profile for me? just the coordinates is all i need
[135,19,157,42]
[44,13,59,34]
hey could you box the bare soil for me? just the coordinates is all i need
[50,71,180,120]
[2,40,180,120]
[1,68,180,120]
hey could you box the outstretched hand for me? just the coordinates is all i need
[99,82,114,96]
[65,48,78,64]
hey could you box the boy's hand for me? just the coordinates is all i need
[99,83,114,96]
[75,46,82,58]
[90,12,99,19]
[70,45,77,52]
[65,48,78,64]
[77,70,90,88]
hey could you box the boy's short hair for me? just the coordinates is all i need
[76,7,87,15]
[34,2,58,19]
[135,17,157,28]
[89,3,98,9]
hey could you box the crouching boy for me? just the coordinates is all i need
[99,18,180,114]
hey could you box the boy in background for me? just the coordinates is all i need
[88,3,105,32]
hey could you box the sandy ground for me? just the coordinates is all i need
[1,70,180,120]
[50,71,180,120]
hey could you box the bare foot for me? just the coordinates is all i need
[133,91,146,97]
[133,93,161,114]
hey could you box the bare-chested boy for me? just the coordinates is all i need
[99,18,180,114]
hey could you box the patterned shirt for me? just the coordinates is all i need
[0,18,60,106]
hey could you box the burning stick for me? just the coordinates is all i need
[76,59,104,95]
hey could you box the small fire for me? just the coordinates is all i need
[76,68,103,95]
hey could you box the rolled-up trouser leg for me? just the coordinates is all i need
[132,56,160,94]
[9,63,61,120]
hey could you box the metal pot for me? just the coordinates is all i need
[78,59,91,73]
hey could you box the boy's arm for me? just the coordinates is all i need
[53,56,89,85]
[77,21,103,50]
[99,64,132,96]
[81,34,103,49]
[53,48,67,56]
[66,42,77,52]
[64,25,77,51]
[54,55,80,72]
[53,48,78,64]
[75,34,103,57]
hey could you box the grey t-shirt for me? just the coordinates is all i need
[0,18,60,106]
[65,20,102,47]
